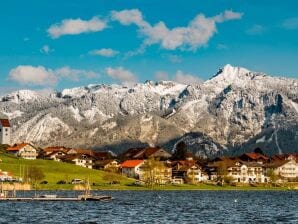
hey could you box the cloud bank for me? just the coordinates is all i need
[89,48,119,57]
[9,65,98,86]
[155,70,202,84]
[48,17,107,38]
[105,67,137,85]
[112,9,242,51]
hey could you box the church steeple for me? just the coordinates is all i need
[0,117,11,145]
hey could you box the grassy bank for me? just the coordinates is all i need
[0,151,134,190]
[0,151,296,191]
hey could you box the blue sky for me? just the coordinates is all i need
[0,0,298,94]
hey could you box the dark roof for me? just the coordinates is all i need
[94,159,118,167]
[0,119,10,127]
[61,153,95,162]
[122,147,171,159]
[264,160,289,168]
[93,151,114,160]
[43,146,69,153]
[271,154,298,162]
[239,153,269,161]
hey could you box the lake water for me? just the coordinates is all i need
[0,190,297,223]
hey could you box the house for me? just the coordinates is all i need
[42,146,69,155]
[7,143,38,160]
[93,159,119,171]
[265,155,297,180]
[121,147,171,160]
[0,170,13,182]
[226,161,267,183]
[45,151,67,161]
[121,160,145,178]
[66,148,94,155]
[0,118,10,145]
[206,157,234,180]
[172,160,208,183]
[93,151,115,160]
[207,159,267,183]
[66,148,114,160]
[61,153,95,169]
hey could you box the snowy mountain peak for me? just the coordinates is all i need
[204,64,266,92]
[213,64,251,80]
[1,89,42,103]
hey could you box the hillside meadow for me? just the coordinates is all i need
[0,147,295,191]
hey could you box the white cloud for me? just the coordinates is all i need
[48,17,107,38]
[246,25,265,35]
[40,45,54,54]
[105,67,137,85]
[111,9,147,27]
[155,71,169,81]
[173,70,202,85]
[8,65,98,86]
[213,10,243,23]
[282,17,298,30]
[112,9,243,51]
[89,48,119,57]
[154,70,202,84]
[54,66,98,81]
[163,54,182,63]
[9,65,57,86]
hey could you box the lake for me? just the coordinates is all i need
[0,190,297,223]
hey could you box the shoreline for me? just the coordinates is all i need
[12,185,298,191]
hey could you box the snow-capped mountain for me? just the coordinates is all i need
[1,64,297,158]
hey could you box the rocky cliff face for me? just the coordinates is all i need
[1,64,297,158]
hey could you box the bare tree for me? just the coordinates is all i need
[25,166,45,189]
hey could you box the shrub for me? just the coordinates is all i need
[57,180,66,184]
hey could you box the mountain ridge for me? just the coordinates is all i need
[1,64,297,158]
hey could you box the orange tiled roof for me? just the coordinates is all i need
[7,143,29,151]
[0,119,10,127]
[121,160,144,168]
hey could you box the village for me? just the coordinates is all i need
[3,142,298,185]
[1,118,298,187]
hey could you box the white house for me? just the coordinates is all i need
[61,154,95,169]
[46,151,67,161]
[121,160,145,178]
[227,161,267,183]
[7,143,38,160]
[0,118,10,145]
[266,155,298,180]
[172,161,208,183]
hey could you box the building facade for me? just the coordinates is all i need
[7,143,38,160]
[121,160,145,178]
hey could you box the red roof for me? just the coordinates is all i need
[243,153,268,160]
[7,143,29,151]
[121,160,144,168]
[0,119,10,127]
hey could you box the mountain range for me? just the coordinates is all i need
[1,64,297,158]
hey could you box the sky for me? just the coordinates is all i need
[0,0,298,94]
